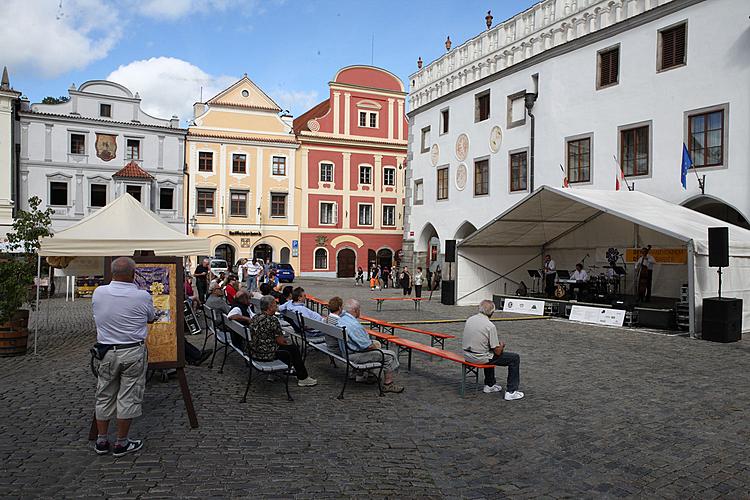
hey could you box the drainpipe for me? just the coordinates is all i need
[524,92,538,192]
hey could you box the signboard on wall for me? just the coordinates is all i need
[292,239,299,257]
[502,298,545,316]
[624,247,687,264]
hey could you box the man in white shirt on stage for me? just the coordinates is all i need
[635,247,656,302]
[543,254,556,298]
[571,263,589,301]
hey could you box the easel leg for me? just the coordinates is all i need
[88,413,98,440]
[176,367,199,429]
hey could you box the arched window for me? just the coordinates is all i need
[314,248,328,270]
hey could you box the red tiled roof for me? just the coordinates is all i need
[292,99,330,135]
[113,161,155,179]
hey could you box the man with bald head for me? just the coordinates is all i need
[91,257,155,457]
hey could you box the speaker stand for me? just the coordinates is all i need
[718,266,723,298]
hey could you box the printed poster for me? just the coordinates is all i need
[135,263,178,364]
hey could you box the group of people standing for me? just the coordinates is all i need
[360,264,439,298]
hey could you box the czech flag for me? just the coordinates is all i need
[615,166,625,191]
[681,143,692,190]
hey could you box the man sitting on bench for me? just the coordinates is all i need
[462,300,524,401]
[280,287,324,340]
[337,299,404,394]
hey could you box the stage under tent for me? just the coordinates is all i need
[456,187,750,336]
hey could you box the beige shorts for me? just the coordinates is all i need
[95,344,148,420]
[348,348,400,373]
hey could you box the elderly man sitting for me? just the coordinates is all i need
[205,282,231,315]
[336,299,404,393]
[463,300,524,400]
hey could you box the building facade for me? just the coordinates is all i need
[0,67,21,240]
[403,0,749,278]
[293,66,408,277]
[186,75,300,269]
[18,80,186,232]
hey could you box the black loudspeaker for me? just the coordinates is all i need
[702,297,742,342]
[445,240,456,263]
[441,280,455,305]
[708,227,729,268]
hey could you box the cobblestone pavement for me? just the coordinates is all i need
[1,277,749,498]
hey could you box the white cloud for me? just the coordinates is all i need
[1,0,121,78]
[137,0,256,20]
[270,89,321,116]
[107,57,236,122]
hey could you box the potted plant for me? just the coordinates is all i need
[0,197,52,357]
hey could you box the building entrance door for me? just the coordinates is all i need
[253,244,273,263]
[337,249,356,278]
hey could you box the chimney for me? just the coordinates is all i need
[280,110,293,128]
[193,102,205,119]
[170,115,179,128]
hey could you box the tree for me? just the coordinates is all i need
[41,96,70,105]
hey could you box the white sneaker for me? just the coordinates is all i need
[483,384,502,394]
[504,390,524,401]
[297,376,318,387]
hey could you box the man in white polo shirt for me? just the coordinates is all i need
[91,257,155,457]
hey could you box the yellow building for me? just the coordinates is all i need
[186,75,300,270]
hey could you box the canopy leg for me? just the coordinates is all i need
[34,254,41,355]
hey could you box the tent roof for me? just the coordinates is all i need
[39,194,210,256]
[459,186,750,256]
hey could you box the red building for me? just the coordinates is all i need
[294,66,408,277]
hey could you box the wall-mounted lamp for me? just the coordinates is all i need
[190,214,198,234]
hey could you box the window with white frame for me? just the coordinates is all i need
[382,205,396,226]
[272,156,287,176]
[359,165,372,184]
[383,167,396,186]
[232,154,247,174]
[413,179,424,205]
[314,248,328,270]
[358,111,378,128]
[420,126,431,153]
[440,108,449,134]
[320,202,336,225]
[49,181,68,206]
[159,187,174,210]
[90,184,107,207]
[70,133,86,155]
[320,162,333,182]
[358,204,373,226]
[125,139,141,160]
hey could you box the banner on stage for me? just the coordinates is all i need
[624,247,687,264]
[502,298,545,316]
[569,305,626,327]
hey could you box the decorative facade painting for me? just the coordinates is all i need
[95,133,117,161]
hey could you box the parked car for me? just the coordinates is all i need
[271,262,295,283]
[209,259,228,278]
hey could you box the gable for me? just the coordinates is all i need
[207,76,281,112]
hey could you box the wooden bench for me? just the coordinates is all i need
[304,295,328,315]
[360,315,455,349]
[372,297,425,311]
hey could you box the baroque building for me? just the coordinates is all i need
[0,67,21,240]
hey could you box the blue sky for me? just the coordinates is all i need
[3,0,537,122]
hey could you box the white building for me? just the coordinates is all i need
[18,80,187,232]
[403,0,749,300]
[0,67,21,240]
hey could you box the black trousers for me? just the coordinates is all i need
[403,285,412,296]
[483,352,521,392]
[414,285,422,298]
[275,344,308,380]
[544,274,555,297]
[196,280,208,302]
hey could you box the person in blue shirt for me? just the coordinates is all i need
[280,287,324,340]
[337,299,404,393]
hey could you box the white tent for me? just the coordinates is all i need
[458,186,750,335]
[40,194,209,256]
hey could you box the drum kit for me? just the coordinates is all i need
[555,265,624,302]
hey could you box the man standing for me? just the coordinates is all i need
[92,257,155,456]
[635,247,656,302]
[462,300,524,400]
[244,258,260,293]
[543,254,556,298]
[194,258,210,301]
[401,266,412,296]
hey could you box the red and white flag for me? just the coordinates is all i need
[614,155,626,191]
[560,164,569,188]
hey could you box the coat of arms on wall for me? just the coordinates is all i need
[95,133,117,161]
[315,235,327,247]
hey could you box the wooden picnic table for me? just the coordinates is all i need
[371,297,425,311]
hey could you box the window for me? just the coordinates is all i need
[659,22,687,71]
[413,179,424,205]
[507,92,526,128]
[271,193,286,217]
[359,111,367,127]
[510,151,528,192]
[567,137,592,183]
[70,134,86,155]
[620,125,650,176]
[475,91,490,122]
[320,202,335,225]
[197,189,214,215]
[598,46,619,88]
[314,248,328,270]
[440,109,449,134]
[99,104,111,117]
[198,152,213,172]
[383,167,396,186]
[359,165,372,185]
[50,181,68,206]
[272,156,286,176]
[474,159,489,196]
[320,163,333,182]
[125,139,140,160]
[90,184,107,207]
[358,204,373,225]
[382,205,396,226]
[126,185,142,202]
[420,126,431,153]
[437,167,449,200]
[229,191,247,216]
[232,154,247,174]
[688,109,724,168]
[159,187,173,210]
[358,111,378,128]
[369,112,377,128]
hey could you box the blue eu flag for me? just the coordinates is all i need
[681,143,692,189]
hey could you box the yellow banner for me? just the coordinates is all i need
[625,248,687,264]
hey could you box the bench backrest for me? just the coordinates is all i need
[299,316,346,343]
[280,309,303,334]
[202,303,218,333]
[249,297,261,314]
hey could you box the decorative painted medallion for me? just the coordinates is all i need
[455,163,468,191]
[307,119,320,132]
[455,133,469,161]
[489,125,503,153]
[95,133,117,162]
[315,235,328,247]
[430,144,440,166]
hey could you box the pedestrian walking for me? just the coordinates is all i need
[401,266,412,296]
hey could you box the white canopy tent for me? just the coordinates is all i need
[457,186,750,335]
[32,194,210,352]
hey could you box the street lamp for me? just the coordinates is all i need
[190,214,197,234]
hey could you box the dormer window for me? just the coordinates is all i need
[100,103,112,118]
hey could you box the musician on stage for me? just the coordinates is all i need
[635,247,655,302]
[543,254,556,298]
[571,263,589,301]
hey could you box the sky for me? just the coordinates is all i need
[1,0,537,124]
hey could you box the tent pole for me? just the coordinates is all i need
[687,241,696,339]
[34,253,41,355]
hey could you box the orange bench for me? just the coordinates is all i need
[371,297,425,311]
[361,315,454,349]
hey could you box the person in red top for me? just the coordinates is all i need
[224,276,239,303]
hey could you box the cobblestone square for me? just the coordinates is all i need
[1,277,748,498]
